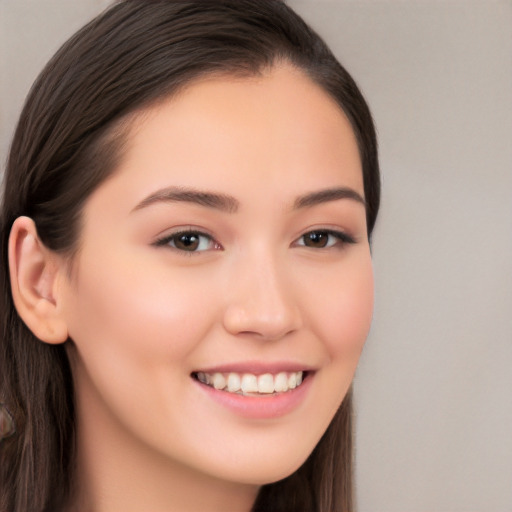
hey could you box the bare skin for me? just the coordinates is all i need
[10,64,373,512]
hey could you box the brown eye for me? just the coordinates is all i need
[173,233,200,251]
[155,230,218,252]
[296,230,356,249]
[302,231,330,248]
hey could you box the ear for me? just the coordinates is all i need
[8,216,69,344]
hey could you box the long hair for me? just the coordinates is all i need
[0,1,380,510]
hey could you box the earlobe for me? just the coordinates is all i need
[8,216,69,344]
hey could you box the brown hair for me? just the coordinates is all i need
[0,1,380,510]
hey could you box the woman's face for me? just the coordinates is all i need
[59,64,373,487]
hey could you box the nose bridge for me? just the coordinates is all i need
[223,244,301,340]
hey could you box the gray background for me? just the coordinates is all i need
[1,1,511,511]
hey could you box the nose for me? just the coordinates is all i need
[222,252,302,341]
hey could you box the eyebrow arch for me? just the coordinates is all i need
[293,187,366,210]
[132,186,240,214]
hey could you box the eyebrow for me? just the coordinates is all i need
[132,186,240,213]
[132,185,365,214]
[293,187,366,209]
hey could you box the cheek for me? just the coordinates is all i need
[63,251,226,447]
[63,251,220,377]
[304,253,374,361]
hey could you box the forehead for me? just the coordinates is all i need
[90,64,363,213]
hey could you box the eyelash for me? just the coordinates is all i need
[294,229,356,249]
[153,228,356,253]
[154,229,220,253]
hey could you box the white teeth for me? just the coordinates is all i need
[226,373,241,392]
[274,372,289,392]
[212,373,226,390]
[257,373,274,394]
[241,374,258,393]
[196,370,305,395]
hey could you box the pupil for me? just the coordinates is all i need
[177,234,199,250]
[305,232,327,248]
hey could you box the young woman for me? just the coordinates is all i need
[0,1,380,511]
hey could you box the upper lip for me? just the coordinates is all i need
[192,361,316,375]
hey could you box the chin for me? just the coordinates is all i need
[201,441,315,487]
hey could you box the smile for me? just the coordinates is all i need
[193,371,305,395]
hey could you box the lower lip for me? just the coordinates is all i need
[193,373,314,419]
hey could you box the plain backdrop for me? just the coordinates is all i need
[1,1,511,511]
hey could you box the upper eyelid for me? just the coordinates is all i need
[153,225,215,241]
[294,228,356,245]
[294,226,357,240]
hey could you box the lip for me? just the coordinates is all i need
[192,361,316,375]
[192,370,314,419]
